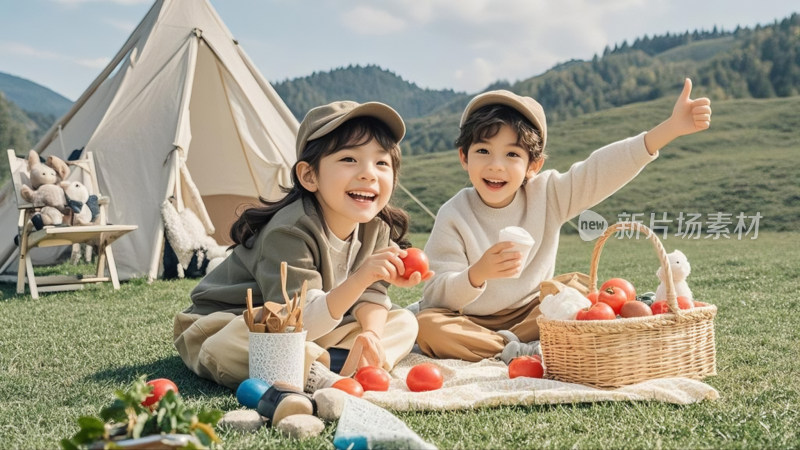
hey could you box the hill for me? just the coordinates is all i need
[273,64,464,121]
[0,72,72,118]
[0,72,73,149]
[393,95,800,234]
[401,13,800,155]
[0,92,34,152]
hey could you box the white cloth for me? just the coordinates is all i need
[421,133,657,316]
[362,353,719,411]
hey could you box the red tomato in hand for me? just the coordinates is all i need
[598,286,628,315]
[586,292,599,305]
[406,363,444,392]
[508,356,544,379]
[354,366,391,392]
[142,378,179,408]
[575,302,616,320]
[400,248,429,279]
[601,278,636,302]
[331,378,364,397]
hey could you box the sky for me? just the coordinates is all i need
[0,0,797,101]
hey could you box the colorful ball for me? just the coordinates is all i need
[236,378,271,409]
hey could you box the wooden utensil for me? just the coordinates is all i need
[245,288,255,332]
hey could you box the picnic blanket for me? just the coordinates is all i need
[362,353,719,411]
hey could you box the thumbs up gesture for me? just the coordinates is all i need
[644,78,712,154]
[670,78,712,136]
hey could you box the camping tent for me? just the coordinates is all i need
[0,0,299,281]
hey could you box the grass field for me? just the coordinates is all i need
[1,231,798,449]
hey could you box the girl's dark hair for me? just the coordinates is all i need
[230,116,410,249]
[455,104,546,164]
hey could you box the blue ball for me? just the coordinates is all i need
[236,378,271,409]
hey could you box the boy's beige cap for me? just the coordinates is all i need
[296,101,405,157]
[460,90,547,150]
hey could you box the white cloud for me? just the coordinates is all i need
[0,42,63,60]
[0,41,110,71]
[102,18,138,33]
[340,5,407,35]
[75,57,110,69]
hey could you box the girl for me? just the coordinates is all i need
[173,100,430,390]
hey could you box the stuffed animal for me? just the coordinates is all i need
[25,150,69,189]
[61,180,100,225]
[18,151,72,230]
[656,249,693,301]
[20,184,67,230]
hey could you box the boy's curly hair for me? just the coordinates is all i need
[455,104,546,165]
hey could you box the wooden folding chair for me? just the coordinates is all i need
[7,149,137,298]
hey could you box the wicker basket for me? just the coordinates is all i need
[537,222,717,388]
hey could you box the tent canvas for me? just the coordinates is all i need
[0,0,299,281]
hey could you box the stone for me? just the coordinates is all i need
[312,388,346,421]
[272,394,314,426]
[274,414,325,439]
[218,410,265,432]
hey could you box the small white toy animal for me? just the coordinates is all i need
[656,249,693,301]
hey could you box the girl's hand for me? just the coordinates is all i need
[340,330,386,377]
[353,247,434,288]
[353,246,405,286]
[468,241,522,287]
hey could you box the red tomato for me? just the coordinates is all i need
[650,300,670,315]
[406,363,444,392]
[694,301,710,307]
[354,366,391,392]
[400,248,429,279]
[331,378,364,398]
[677,296,694,310]
[598,286,628,315]
[601,278,637,302]
[508,356,544,379]
[575,302,616,320]
[586,292,599,305]
[142,378,179,408]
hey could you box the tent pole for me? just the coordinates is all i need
[148,149,180,282]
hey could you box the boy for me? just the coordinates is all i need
[416,79,711,362]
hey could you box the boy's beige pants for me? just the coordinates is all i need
[415,299,541,362]
[173,309,418,389]
[416,272,590,362]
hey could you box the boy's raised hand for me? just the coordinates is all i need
[671,78,712,135]
[644,78,712,153]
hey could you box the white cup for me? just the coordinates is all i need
[499,226,535,278]
[248,330,307,390]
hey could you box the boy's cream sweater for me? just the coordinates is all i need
[420,133,657,316]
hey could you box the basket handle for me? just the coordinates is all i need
[589,222,682,315]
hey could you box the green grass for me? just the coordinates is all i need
[1,231,798,449]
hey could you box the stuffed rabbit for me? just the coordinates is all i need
[656,249,693,301]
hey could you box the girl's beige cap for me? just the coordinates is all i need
[460,90,547,150]
[296,101,405,157]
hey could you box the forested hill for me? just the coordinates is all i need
[1,13,798,158]
[271,14,800,155]
[272,65,464,121]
